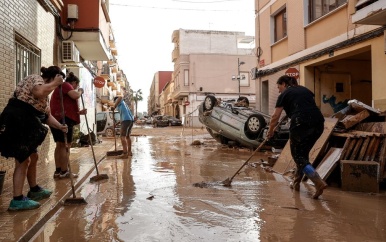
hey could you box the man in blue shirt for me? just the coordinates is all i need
[113,96,134,158]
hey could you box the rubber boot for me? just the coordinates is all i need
[303,164,327,199]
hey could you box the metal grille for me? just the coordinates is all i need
[15,36,41,84]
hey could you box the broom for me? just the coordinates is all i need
[222,116,288,187]
[59,85,87,205]
[80,94,109,182]
[106,110,123,156]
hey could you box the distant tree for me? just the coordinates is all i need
[131,89,143,118]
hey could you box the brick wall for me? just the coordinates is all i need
[0,0,58,187]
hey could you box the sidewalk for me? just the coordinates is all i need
[0,138,116,242]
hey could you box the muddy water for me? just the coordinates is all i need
[32,128,386,241]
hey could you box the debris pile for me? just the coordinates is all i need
[272,99,386,193]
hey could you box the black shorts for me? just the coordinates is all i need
[50,117,75,143]
[121,120,133,136]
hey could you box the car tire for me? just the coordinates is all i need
[105,128,114,137]
[245,114,266,139]
[203,95,217,111]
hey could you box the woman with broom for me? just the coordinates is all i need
[49,72,87,179]
[0,66,68,211]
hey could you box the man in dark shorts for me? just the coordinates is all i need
[267,75,327,199]
[114,96,134,158]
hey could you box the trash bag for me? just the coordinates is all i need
[79,129,96,146]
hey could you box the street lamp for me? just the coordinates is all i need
[232,58,245,97]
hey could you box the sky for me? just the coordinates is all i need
[109,0,255,113]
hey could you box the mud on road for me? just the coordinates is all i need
[32,125,386,242]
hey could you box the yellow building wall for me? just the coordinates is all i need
[305,7,349,48]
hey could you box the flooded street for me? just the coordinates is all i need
[32,126,386,242]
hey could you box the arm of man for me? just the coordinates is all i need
[32,74,64,98]
[114,96,123,109]
[267,107,283,138]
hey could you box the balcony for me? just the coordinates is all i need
[61,0,112,61]
[172,48,179,62]
[172,30,179,43]
[352,0,386,25]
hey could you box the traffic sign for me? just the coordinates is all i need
[285,68,299,79]
[93,76,106,88]
[184,101,190,106]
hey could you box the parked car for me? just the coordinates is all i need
[164,115,182,126]
[198,95,290,148]
[152,115,169,127]
[96,111,120,137]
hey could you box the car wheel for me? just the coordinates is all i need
[237,96,249,107]
[105,128,114,137]
[203,95,217,111]
[245,114,266,139]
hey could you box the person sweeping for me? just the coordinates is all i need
[113,96,134,158]
[267,75,327,199]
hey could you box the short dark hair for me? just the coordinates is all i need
[41,66,65,80]
[277,75,298,87]
[65,72,80,84]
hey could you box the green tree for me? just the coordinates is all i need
[131,89,143,118]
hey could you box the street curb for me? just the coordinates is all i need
[18,155,107,242]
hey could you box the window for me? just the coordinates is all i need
[15,33,41,84]
[309,0,347,22]
[274,8,287,42]
[184,70,189,86]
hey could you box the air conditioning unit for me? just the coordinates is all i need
[62,41,80,63]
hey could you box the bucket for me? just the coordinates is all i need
[0,171,6,195]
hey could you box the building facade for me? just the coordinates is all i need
[254,0,386,116]
[171,29,257,127]
[148,71,173,116]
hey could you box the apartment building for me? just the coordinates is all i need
[254,0,386,116]
[171,29,256,126]
[0,0,126,181]
[148,71,173,116]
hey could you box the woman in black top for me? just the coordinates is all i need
[267,75,327,199]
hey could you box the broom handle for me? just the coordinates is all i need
[228,115,288,181]
[59,85,76,198]
[80,94,99,176]
[228,139,267,181]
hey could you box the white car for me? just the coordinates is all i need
[96,111,120,137]
[198,95,289,148]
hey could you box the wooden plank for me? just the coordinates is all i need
[315,148,342,180]
[343,137,358,160]
[357,136,371,160]
[364,135,377,161]
[339,137,352,160]
[370,136,382,161]
[378,138,386,182]
[273,117,338,174]
[349,137,364,160]
[332,131,384,138]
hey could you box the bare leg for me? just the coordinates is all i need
[26,153,38,187]
[127,135,132,155]
[13,157,31,197]
[55,142,69,171]
[121,136,128,154]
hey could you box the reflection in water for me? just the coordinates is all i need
[32,132,386,242]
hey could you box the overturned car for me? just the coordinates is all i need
[198,95,289,149]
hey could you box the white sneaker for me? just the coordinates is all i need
[59,171,79,179]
